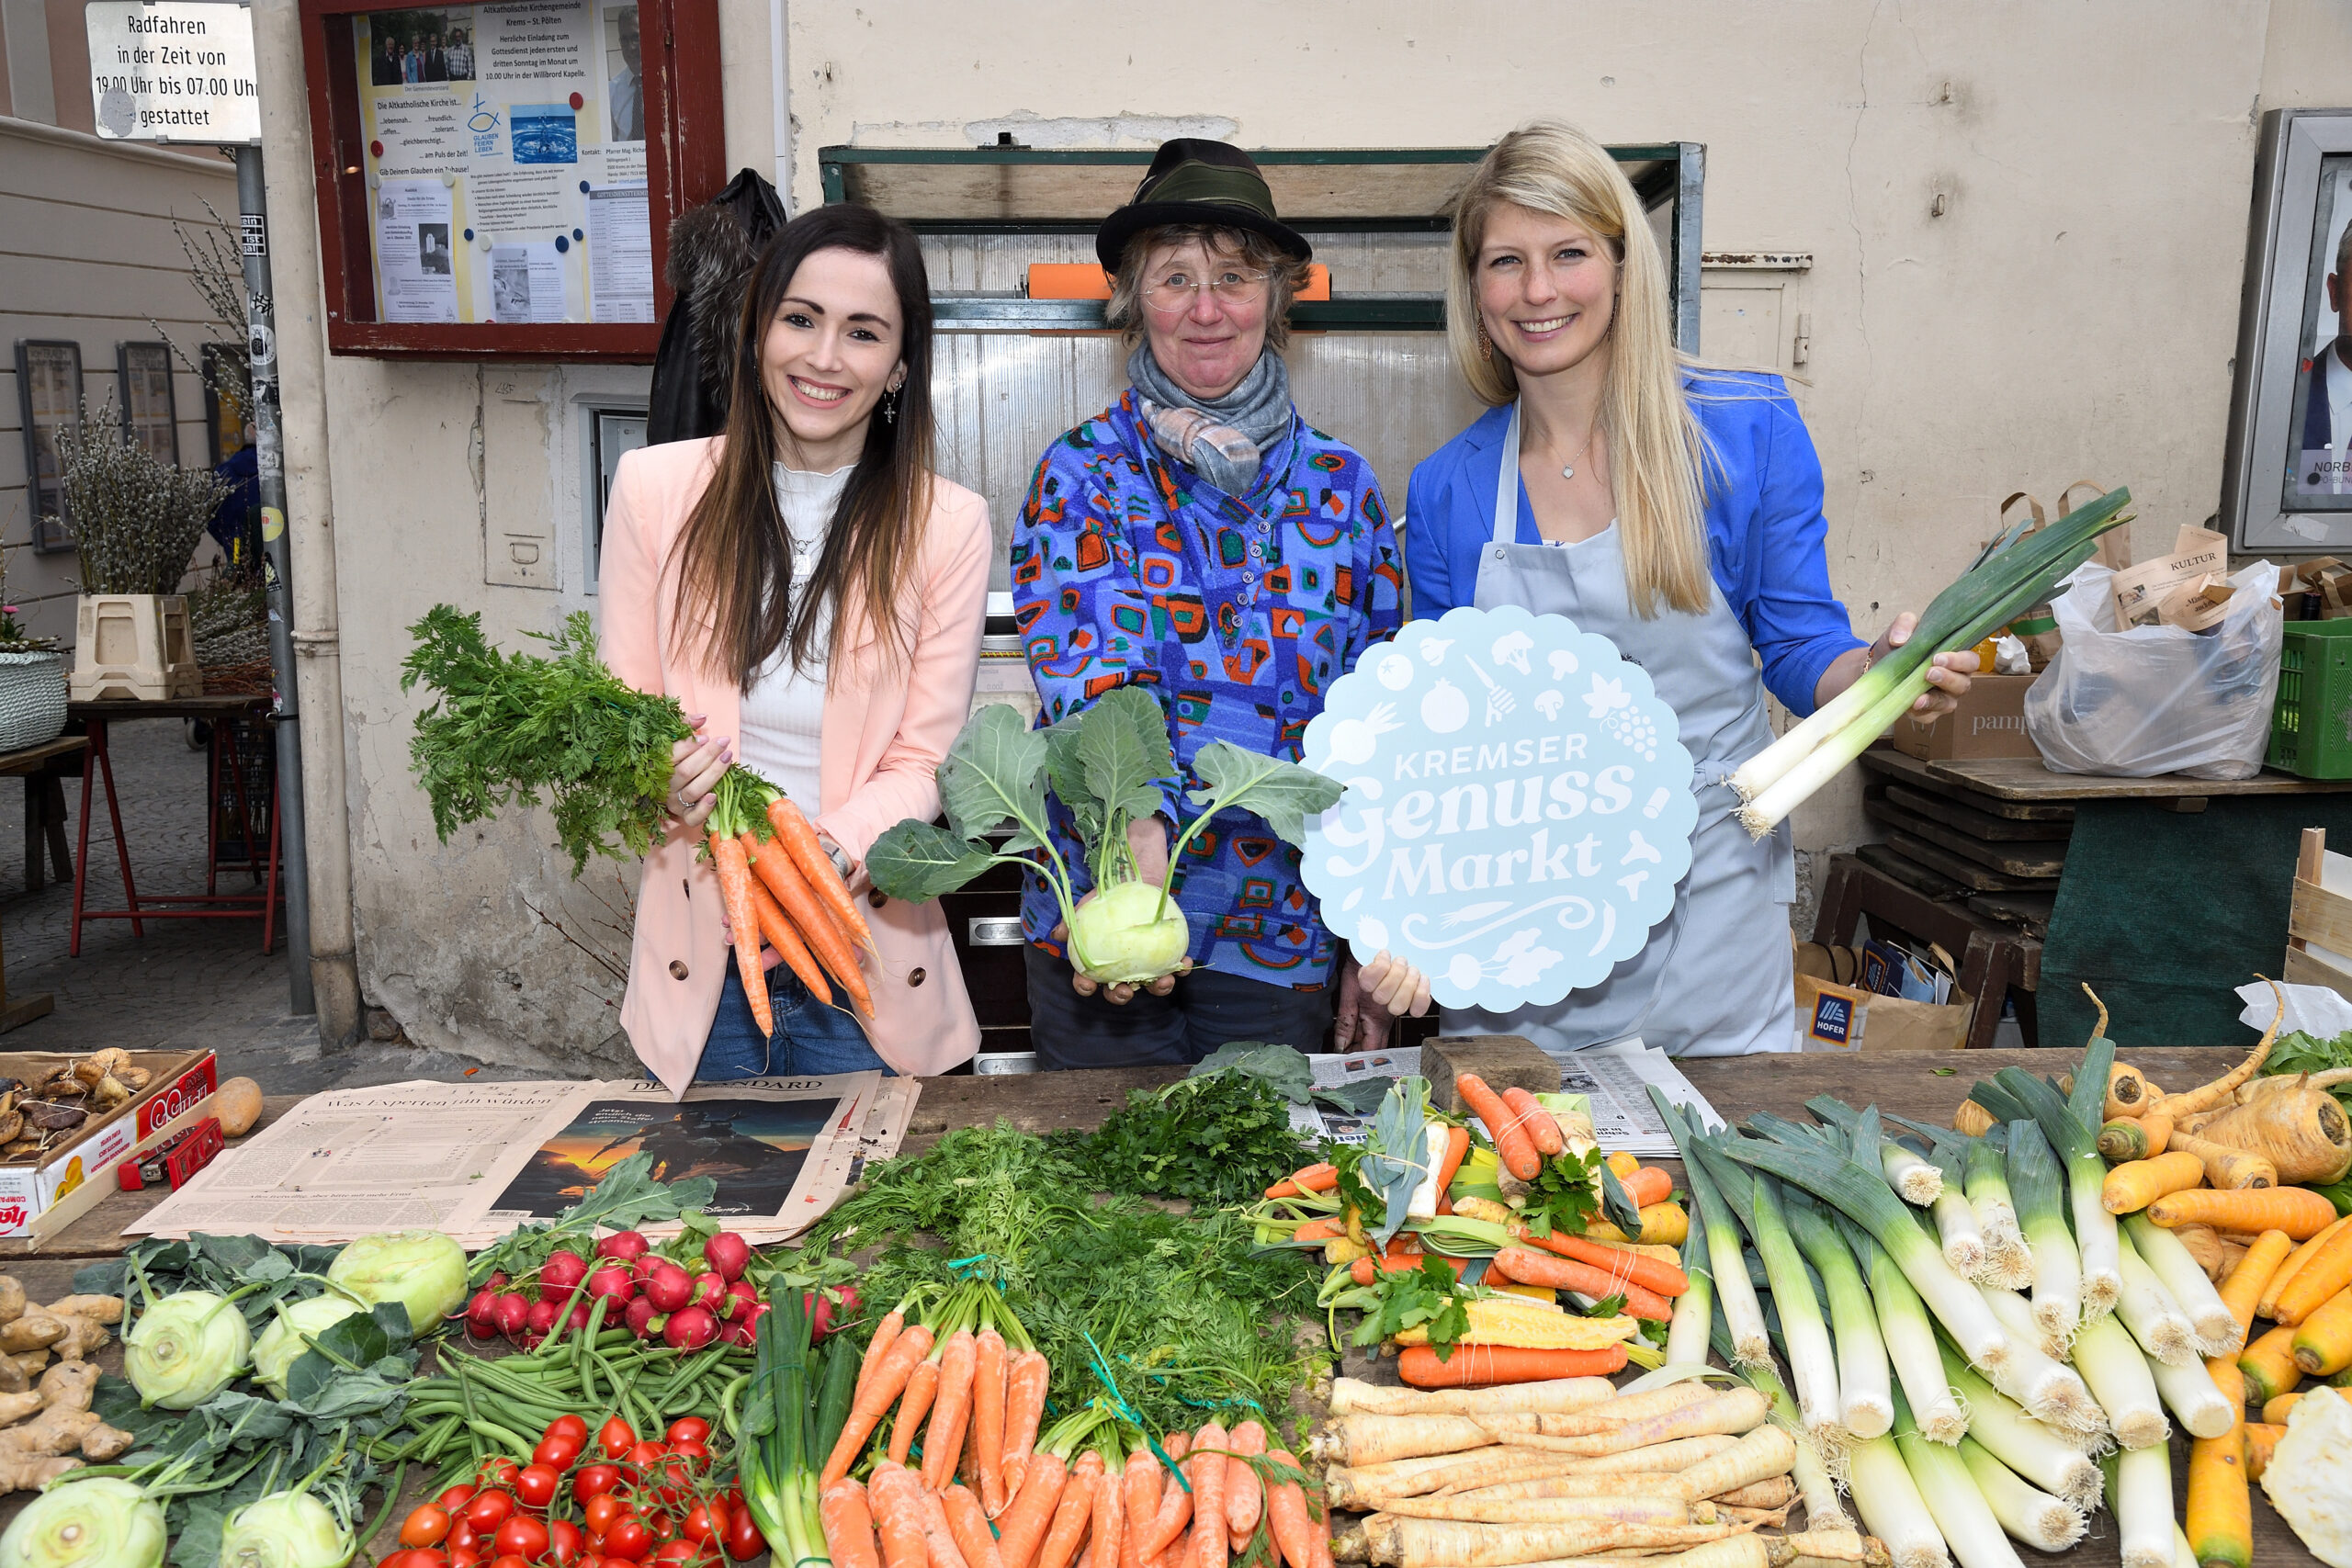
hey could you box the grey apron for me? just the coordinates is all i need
[1448,401,1797,1057]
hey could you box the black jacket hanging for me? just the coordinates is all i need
[648,168,788,445]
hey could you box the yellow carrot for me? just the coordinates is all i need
[2218,1230,2294,1340]
[2102,1151,2205,1213]
[2290,1286,2352,1375]
[2240,1324,2306,1405]
[2243,1422,2286,1482]
[2147,1186,2336,1238]
[2261,1213,2352,1318]
[2263,1392,2304,1426]
[2184,1426,2252,1568]
[2276,1221,2352,1325]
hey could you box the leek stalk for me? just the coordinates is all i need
[1939,1344,2103,1508]
[2065,1311,2167,1450]
[2113,1229,2199,1367]
[1709,1313,1850,1534]
[1892,1386,2029,1568]
[2146,1347,2237,1439]
[1849,1427,1951,1568]
[1982,1052,2121,1315]
[2004,1121,2082,1343]
[1732,485,2131,826]
[1740,1171,1843,1443]
[2122,1215,2241,1356]
[1958,1438,2086,1552]
[1664,1216,1714,1368]
[1655,1092,1771,1366]
[1963,1134,2033,1292]
[1788,1192,1894,1439]
[2108,1442,2176,1568]
[1975,1286,2103,1434]
[1718,1127,2014,1374]
[1840,1213,1966,1443]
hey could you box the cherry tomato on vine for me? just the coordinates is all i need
[681,1503,719,1546]
[603,1517,655,1562]
[545,1413,591,1448]
[664,1417,711,1446]
[623,1440,668,1470]
[644,1456,697,1508]
[599,1416,638,1459]
[584,1495,631,1534]
[536,1434,586,1470]
[479,1458,522,1492]
[494,1516,552,1561]
[448,1551,482,1568]
[447,1519,481,1556]
[400,1506,454,1549]
[721,1507,764,1563]
[517,1464,562,1511]
[666,1438,710,1466]
[462,1492,515,1532]
[439,1484,480,1510]
[380,1552,448,1568]
[653,1543,713,1568]
[549,1519,586,1565]
[489,1557,533,1568]
[575,1465,626,1504]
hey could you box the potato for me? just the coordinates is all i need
[213,1077,264,1139]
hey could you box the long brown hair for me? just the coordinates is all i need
[670,204,937,686]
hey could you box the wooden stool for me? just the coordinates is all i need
[1815,852,2041,1048]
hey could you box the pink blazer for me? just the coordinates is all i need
[598,436,990,1093]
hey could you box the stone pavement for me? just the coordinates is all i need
[3,717,539,1093]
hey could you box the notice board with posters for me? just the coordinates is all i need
[297,0,722,359]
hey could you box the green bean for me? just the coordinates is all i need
[356,1461,409,1558]
[469,1416,534,1456]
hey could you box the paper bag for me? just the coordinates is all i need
[2112,524,2230,628]
[2059,480,2134,574]
[2280,558,2342,620]
[2157,572,2235,633]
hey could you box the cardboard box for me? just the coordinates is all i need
[1886,674,2040,761]
[0,1050,217,1242]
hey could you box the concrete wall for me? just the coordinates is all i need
[0,115,237,642]
[264,0,2352,1059]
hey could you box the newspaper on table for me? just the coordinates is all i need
[1286,1039,1720,1154]
[126,1071,922,1248]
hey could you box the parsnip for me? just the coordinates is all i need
[1331,1377,1619,1417]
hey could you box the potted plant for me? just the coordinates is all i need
[0,549,67,751]
[50,403,224,702]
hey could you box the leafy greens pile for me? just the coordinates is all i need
[1049,1072,1308,1207]
[73,1236,420,1568]
[792,1123,1323,1435]
[865,690,1343,984]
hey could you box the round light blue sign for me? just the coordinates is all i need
[1300,604,1698,1011]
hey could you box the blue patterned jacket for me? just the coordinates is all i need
[1009,389,1404,987]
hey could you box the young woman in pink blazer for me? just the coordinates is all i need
[598,205,989,1092]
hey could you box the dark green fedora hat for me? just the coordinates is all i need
[1095,140,1313,273]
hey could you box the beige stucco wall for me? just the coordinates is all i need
[270,0,2352,1060]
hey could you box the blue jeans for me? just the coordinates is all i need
[694,957,894,1080]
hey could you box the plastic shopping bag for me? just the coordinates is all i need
[2022,558,2284,780]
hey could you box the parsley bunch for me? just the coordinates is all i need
[1054,1073,1310,1208]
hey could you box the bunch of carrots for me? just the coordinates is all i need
[703,768,876,1032]
[811,1282,1329,1568]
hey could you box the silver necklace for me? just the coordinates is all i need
[1560,422,1601,480]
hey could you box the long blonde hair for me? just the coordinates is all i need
[1446,119,1714,617]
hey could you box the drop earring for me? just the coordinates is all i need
[883,387,899,424]
[1476,322,1493,362]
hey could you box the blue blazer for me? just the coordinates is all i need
[1403,369,1865,718]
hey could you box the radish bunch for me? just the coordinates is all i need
[461,1229,786,1351]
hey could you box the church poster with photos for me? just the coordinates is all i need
[354,0,653,326]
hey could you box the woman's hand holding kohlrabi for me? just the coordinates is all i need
[1057,814,1193,1005]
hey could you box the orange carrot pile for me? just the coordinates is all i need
[700,767,876,1024]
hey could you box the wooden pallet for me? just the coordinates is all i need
[1883,829,2060,892]
[1864,797,2069,878]
[1860,747,2077,820]
[1881,782,2073,841]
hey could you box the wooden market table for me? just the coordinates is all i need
[0,1051,2315,1568]
[67,694,284,958]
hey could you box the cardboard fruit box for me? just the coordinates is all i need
[0,1049,217,1243]
[1885,673,2041,761]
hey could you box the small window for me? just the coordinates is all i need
[118,342,180,468]
[584,406,646,592]
[13,341,85,555]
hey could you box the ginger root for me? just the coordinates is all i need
[77,1423,131,1461]
[45,1317,106,1361]
[0,1278,26,1326]
[10,1352,49,1380]
[0,1455,81,1494]
[0,1407,101,1457]
[0,1393,42,1427]
[38,1360,96,1413]
[39,1297,120,1326]
[0,1314,62,1356]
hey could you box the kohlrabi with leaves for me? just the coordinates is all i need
[865,689,1344,986]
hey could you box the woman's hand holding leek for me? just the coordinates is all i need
[1816,612,1981,722]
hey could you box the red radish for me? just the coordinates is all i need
[807,1289,841,1341]
[663,1305,718,1349]
[723,1280,758,1318]
[644,1263,693,1313]
[719,1312,757,1348]
[832,1282,862,1324]
[631,1254,666,1288]
[526,1299,560,1337]
[703,1232,752,1282]
[624,1297,661,1340]
[596,1231,650,1262]
[690,1272,727,1311]
[564,1300,593,1335]
[484,1271,508,1291]
[586,1265,636,1310]
[517,1329,546,1351]
[465,1289,501,1339]
[539,1250,590,1303]
[492,1293,531,1340]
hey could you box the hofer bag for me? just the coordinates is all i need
[2023,558,2285,781]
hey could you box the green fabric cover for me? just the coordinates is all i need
[2038,795,2352,1048]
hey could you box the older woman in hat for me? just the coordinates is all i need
[1009,140,1432,1070]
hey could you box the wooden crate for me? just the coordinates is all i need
[2286,826,2352,1000]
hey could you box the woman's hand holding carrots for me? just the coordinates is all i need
[664,721,728,831]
